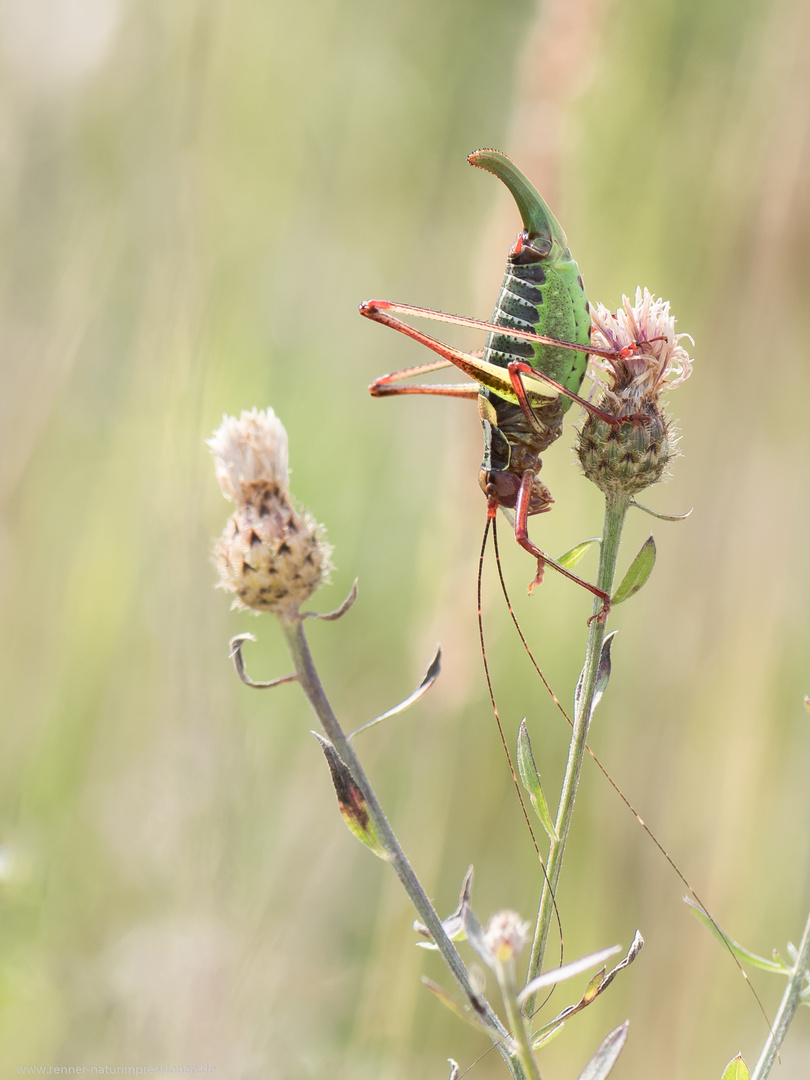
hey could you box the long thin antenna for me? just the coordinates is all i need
[490,522,778,1053]
[477,514,564,983]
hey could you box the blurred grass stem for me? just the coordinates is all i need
[751,907,810,1079]
[279,616,526,1077]
[525,492,631,1009]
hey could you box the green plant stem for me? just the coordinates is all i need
[525,491,631,1013]
[751,907,810,1080]
[496,960,543,1080]
[280,616,526,1079]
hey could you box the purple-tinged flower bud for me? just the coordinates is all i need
[578,288,693,497]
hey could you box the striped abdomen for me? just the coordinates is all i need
[484,244,592,409]
[478,236,592,502]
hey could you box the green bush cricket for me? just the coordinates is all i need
[360,148,633,621]
[360,151,776,1045]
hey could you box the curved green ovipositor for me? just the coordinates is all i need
[468,148,568,252]
[468,148,591,410]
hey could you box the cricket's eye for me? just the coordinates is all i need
[479,469,498,500]
[509,230,551,265]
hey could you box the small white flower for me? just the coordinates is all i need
[207,407,289,503]
[484,910,530,963]
[589,287,693,407]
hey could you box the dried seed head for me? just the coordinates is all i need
[578,288,693,497]
[208,408,332,617]
[483,910,530,964]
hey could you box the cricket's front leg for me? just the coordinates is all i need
[507,360,658,434]
[513,470,611,622]
[506,361,620,428]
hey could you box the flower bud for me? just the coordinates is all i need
[483,910,530,964]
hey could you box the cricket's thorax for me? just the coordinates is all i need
[477,392,557,513]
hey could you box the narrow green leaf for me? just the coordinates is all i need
[721,1054,750,1080]
[611,536,656,606]
[314,734,388,859]
[576,1022,629,1080]
[581,967,607,1004]
[684,899,786,973]
[517,720,557,840]
[556,537,600,570]
[531,1019,566,1049]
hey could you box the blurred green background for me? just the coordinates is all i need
[1,0,809,1076]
